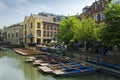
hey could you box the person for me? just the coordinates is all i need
[114,45,118,52]
[100,46,104,54]
[60,44,66,55]
[104,46,107,55]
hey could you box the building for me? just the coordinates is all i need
[0,29,2,43]
[79,0,110,23]
[23,14,59,49]
[111,0,120,4]
[6,22,23,46]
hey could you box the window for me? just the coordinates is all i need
[25,24,26,29]
[12,33,14,37]
[8,33,10,37]
[16,32,18,37]
[43,26,46,29]
[101,2,104,8]
[47,26,49,30]
[54,27,56,30]
[25,38,27,43]
[43,31,46,37]
[95,5,97,11]
[37,38,41,45]
[16,39,18,43]
[56,27,58,30]
[93,14,98,22]
[37,22,40,28]
[31,23,33,29]
[51,32,53,37]
[54,32,56,35]
[25,31,27,36]
[47,31,49,37]
[37,30,41,37]
[95,14,98,22]
[43,23,46,29]
[100,12,105,21]
[51,26,53,30]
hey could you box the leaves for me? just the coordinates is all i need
[100,4,120,47]
[57,16,97,44]
[57,16,81,44]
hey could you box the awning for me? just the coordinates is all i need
[26,33,34,38]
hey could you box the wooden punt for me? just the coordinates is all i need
[53,68,97,77]
[38,66,53,73]
[32,60,43,66]
[26,57,37,62]
[86,60,120,77]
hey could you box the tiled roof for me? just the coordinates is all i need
[8,22,23,28]
[31,14,58,24]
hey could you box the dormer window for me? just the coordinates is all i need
[53,18,57,22]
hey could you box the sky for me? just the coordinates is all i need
[0,0,95,28]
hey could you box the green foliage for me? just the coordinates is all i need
[93,23,105,41]
[77,18,97,43]
[57,16,82,43]
[100,4,120,47]
[57,16,98,44]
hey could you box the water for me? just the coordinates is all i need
[0,50,120,80]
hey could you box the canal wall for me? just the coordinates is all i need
[64,51,120,66]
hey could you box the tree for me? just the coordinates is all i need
[75,18,97,43]
[57,16,82,44]
[100,4,120,47]
[93,23,105,42]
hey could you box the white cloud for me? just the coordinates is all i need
[0,0,52,27]
[0,0,95,28]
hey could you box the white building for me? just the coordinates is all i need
[7,22,23,46]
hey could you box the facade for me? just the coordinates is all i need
[79,0,110,23]
[6,22,23,45]
[1,28,7,44]
[0,29,2,43]
[23,14,59,48]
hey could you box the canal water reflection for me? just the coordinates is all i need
[0,50,119,80]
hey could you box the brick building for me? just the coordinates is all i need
[79,0,110,23]
[0,29,2,43]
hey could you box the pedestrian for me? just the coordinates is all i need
[100,46,104,54]
[114,45,118,52]
[104,46,107,55]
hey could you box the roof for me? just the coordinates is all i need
[8,22,23,28]
[25,16,30,20]
[83,6,90,10]
[31,14,58,24]
[26,33,34,38]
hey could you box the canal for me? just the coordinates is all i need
[0,50,119,80]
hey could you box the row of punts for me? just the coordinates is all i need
[86,59,120,77]
[26,54,97,77]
